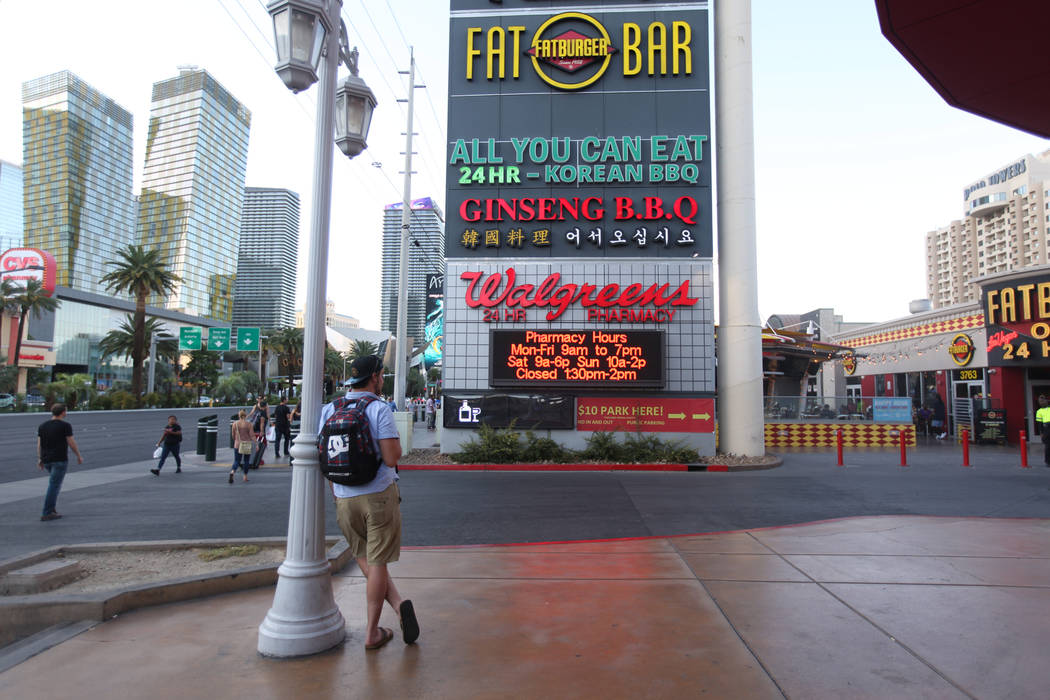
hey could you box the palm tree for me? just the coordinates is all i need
[12,279,60,373]
[99,245,180,403]
[99,316,179,365]
[348,338,378,360]
[270,326,304,398]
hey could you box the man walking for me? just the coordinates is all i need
[1037,395,1050,466]
[425,395,436,431]
[151,415,182,475]
[320,354,420,650]
[273,397,292,460]
[37,403,83,521]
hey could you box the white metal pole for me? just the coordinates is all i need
[394,48,415,412]
[147,333,157,395]
[715,0,765,456]
[258,0,346,657]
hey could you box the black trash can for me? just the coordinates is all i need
[205,415,218,462]
[196,416,209,455]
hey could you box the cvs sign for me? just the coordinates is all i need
[0,248,57,296]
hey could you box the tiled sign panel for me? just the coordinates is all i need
[444,259,714,393]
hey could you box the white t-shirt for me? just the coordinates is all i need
[319,390,400,498]
[425,398,435,414]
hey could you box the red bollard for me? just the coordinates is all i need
[961,429,970,467]
[1021,430,1030,468]
[899,431,907,467]
[836,429,844,467]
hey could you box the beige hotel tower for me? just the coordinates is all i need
[927,151,1050,308]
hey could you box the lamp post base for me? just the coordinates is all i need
[258,558,346,657]
[258,437,346,658]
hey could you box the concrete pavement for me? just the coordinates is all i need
[3,515,1049,698]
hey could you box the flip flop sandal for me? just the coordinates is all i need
[365,627,394,650]
[399,600,419,644]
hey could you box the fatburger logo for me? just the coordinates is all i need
[842,355,857,376]
[464,13,693,91]
[527,13,617,90]
[948,333,975,366]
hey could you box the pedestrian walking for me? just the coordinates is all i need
[1036,395,1050,467]
[37,403,83,521]
[931,394,948,439]
[248,399,269,468]
[273,397,292,460]
[150,415,182,475]
[320,354,420,650]
[230,409,254,483]
[425,395,436,430]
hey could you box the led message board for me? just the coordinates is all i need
[490,329,664,388]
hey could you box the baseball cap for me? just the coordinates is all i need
[346,354,384,386]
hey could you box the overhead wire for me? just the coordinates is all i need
[217,0,447,273]
[346,1,445,189]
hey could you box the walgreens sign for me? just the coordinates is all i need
[461,268,699,322]
[0,248,56,296]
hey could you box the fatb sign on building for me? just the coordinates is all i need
[442,0,715,454]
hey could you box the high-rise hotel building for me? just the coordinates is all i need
[21,72,135,293]
[137,67,250,320]
[380,197,445,345]
[0,160,22,251]
[927,151,1050,307]
[232,187,299,329]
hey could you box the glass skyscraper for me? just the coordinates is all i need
[0,160,22,251]
[137,67,251,320]
[381,197,446,345]
[21,72,135,293]
[232,187,300,329]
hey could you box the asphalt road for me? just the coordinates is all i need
[0,407,248,484]
[2,431,1050,561]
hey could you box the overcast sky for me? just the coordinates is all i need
[0,0,1046,329]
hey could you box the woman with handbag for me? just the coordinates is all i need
[230,409,254,483]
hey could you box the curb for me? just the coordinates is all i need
[399,455,783,472]
[0,537,352,651]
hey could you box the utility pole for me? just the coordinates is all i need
[394,47,423,416]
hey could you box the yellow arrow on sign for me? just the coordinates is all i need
[692,413,711,420]
[669,412,686,419]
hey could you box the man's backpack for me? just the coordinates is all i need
[318,396,382,486]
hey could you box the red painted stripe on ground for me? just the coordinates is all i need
[399,514,1050,550]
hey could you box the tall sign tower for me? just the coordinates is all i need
[444,0,716,453]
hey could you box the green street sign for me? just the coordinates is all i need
[208,327,231,351]
[236,327,260,352]
[179,327,202,351]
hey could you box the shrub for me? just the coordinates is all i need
[90,393,113,411]
[107,390,137,410]
[453,423,523,464]
[521,431,575,463]
[580,432,625,462]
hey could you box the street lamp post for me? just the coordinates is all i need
[258,0,376,658]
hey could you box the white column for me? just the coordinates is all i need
[258,0,346,657]
[715,0,765,456]
[394,49,416,412]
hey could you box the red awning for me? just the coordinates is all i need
[875,0,1050,138]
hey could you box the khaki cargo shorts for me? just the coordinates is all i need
[335,482,401,565]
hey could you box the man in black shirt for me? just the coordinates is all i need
[37,403,83,521]
[151,415,182,476]
[273,397,292,460]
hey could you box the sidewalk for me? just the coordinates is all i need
[2,514,1049,698]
